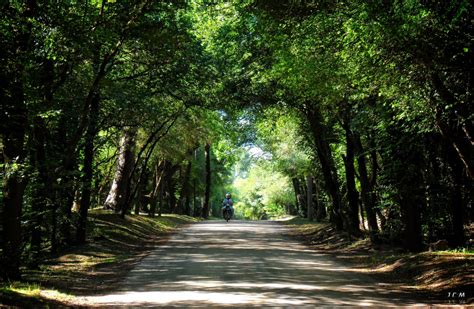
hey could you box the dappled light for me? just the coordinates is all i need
[81,222,426,307]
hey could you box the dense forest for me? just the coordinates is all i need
[1,0,472,282]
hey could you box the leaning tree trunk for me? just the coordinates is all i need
[306,107,344,229]
[353,133,378,236]
[104,127,137,213]
[201,143,211,219]
[76,94,100,244]
[149,160,164,217]
[431,73,473,180]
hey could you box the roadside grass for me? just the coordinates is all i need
[280,217,473,301]
[0,282,73,308]
[1,211,200,307]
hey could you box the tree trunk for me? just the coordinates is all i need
[0,1,35,278]
[159,161,179,214]
[292,177,304,216]
[353,133,378,236]
[158,175,164,217]
[51,199,58,253]
[306,107,344,229]
[76,93,100,244]
[182,160,192,216]
[342,125,361,236]
[431,73,473,180]
[398,148,425,252]
[313,179,326,221]
[193,178,199,217]
[306,175,314,221]
[58,144,77,247]
[149,160,164,217]
[202,143,211,218]
[29,116,50,264]
[1,102,28,280]
[104,127,137,213]
[134,169,149,215]
[178,160,192,216]
[446,141,466,247]
[359,201,366,231]
[1,78,28,280]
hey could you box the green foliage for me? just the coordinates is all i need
[233,160,293,220]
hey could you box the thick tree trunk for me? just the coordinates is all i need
[76,94,100,244]
[0,0,36,279]
[342,125,361,236]
[306,108,344,229]
[202,143,211,219]
[1,89,28,280]
[105,128,137,213]
[353,133,378,236]
[398,149,425,252]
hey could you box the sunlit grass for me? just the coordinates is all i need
[1,282,41,297]
[0,282,73,302]
[430,248,474,255]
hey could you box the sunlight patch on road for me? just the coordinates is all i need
[175,280,380,293]
[83,291,307,306]
[176,280,323,290]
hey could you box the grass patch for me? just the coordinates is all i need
[432,248,474,255]
[1,282,42,297]
[0,282,73,307]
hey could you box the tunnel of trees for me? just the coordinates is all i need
[1,0,472,280]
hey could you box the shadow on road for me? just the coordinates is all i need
[81,221,429,307]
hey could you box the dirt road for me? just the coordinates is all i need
[80,221,428,307]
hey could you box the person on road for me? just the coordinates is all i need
[222,192,234,218]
